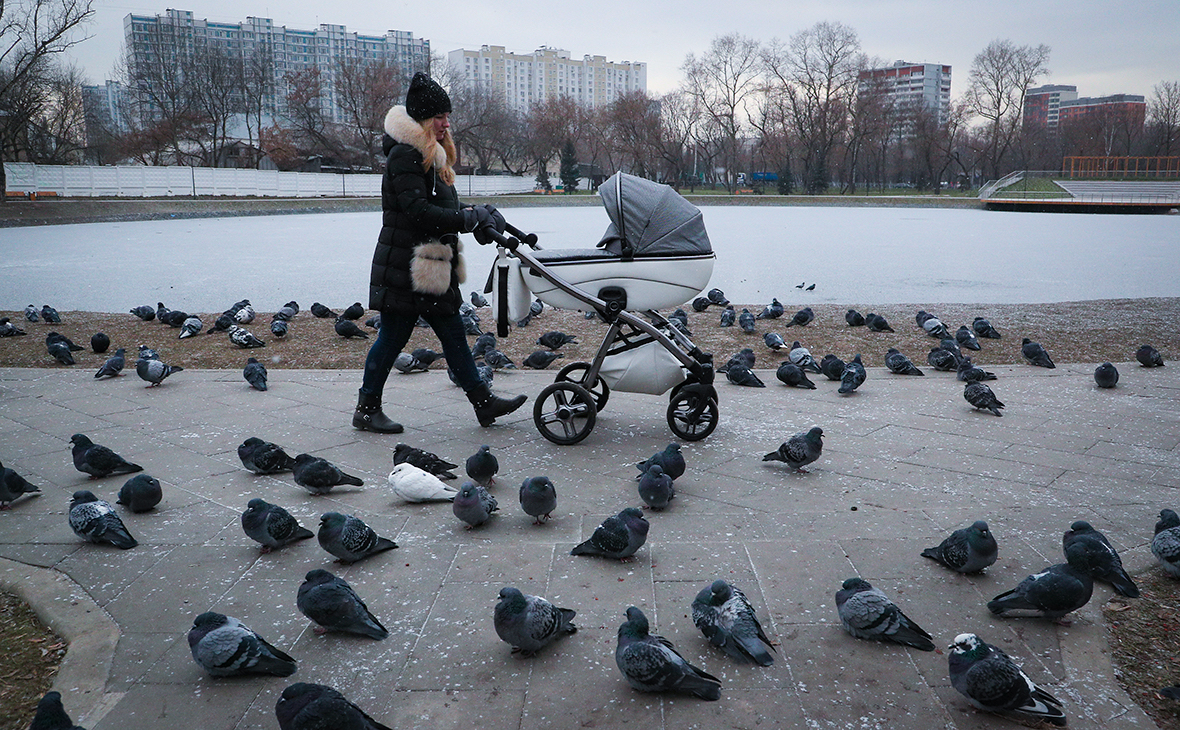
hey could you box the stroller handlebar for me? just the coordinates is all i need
[480,221,540,250]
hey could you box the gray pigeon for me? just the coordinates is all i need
[636,443,685,481]
[210,313,235,334]
[1137,344,1165,367]
[615,606,721,700]
[310,302,336,318]
[0,317,26,337]
[69,490,137,549]
[273,305,298,322]
[464,310,485,334]
[234,303,257,324]
[1094,362,1119,388]
[241,498,315,552]
[921,520,998,573]
[47,331,83,351]
[820,354,845,381]
[453,482,498,528]
[775,361,816,389]
[941,337,964,362]
[719,305,736,327]
[756,298,784,320]
[845,309,865,327]
[784,305,812,327]
[762,427,824,472]
[317,512,397,563]
[1021,338,1055,368]
[297,569,388,639]
[787,341,822,373]
[270,319,289,338]
[838,354,866,394]
[706,288,728,306]
[691,296,711,312]
[1152,509,1180,577]
[465,445,498,487]
[116,474,162,513]
[917,311,949,338]
[130,304,156,321]
[537,330,576,349]
[179,316,203,338]
[519,476,557,524]
[726,364,765,387]
[763,332,785,350]
[948,633,1067,726]
[470,290,489,308]
[393,443,458,480]
[91,332,110,353]
[47,339,75,365]
[720,348,755,375]
[955,325,981,351]
[691,579,775,666]
[571,507,649,560]
[523,350,563,369]
[637,464,674,510]
[864,312,894,332]
[927,347,959,371]
[70,433,143,479]
[160,308,189,327]
[243,357,268,391]
[24,304,39,322]
[188,611,296,677]
[482,348,516,370]
[835,578,934,651]
[885,348,924,376]
[494,586,577,657]
[275,682,393,730]
[136,357,183,386]
[738,308,756,333]
[393,352,423,374]
[471,333,496,360]
[293,454,363,495]
[1063,520,1138,597]
[238,437,298,475]
[964,380,1004,416]
[334,317,369,339]
[28,690,86,730]
[228,325,266,348]
[987,539,1096,624]
[0,460,41,509]
[94,348,126,379]
[973,317,1002,339]
[41,305,61,323]
[364,314,381,329]
[956,356,996,382]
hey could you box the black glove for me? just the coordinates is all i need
[459,206,491,233]
[483,204,507,234]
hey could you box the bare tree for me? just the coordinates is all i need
[448,79,516,173]
[336,57,402,170]
[1147,80,1180,157]
[281,66,347,166]
[653,90,698,187]
[117,22,204,165]
[523,95,578,179]
[189,39,243,167]
[23,61,87,163]
[239,43,274,168]
[681,33,761,191]
[965,39,1050,180]
[607,90,660,177]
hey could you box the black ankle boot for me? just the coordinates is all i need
[467,383,527,427]
[352,389,403,433]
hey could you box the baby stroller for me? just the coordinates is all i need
[487,172,718,445]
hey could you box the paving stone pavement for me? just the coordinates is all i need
[1,361,1177,730]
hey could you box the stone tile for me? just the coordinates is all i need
[92,681,266,730]
[745,540,855,626]
[374,689,526,730]
[57,544,173,606]
[446,542,555,585]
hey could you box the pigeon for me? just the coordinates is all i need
[784,306,813,327]
[393,353,424,374]
[208,312,235,334]
[393,443,458,480]
[494,586,577,657]
[615,606,721,701]
[241,498,315,552]
[956,356,996,382]
[1152,509,1180,577]
[819,354,845,381]
[720,347,755,374]
[973,317,1002,339]
[275,682,394,730]
[273,305,298,323]
[41,305,61,323]
[914,309,934,325]
[482,348,516,370]
[159,309,189,328]
[726,364,765,387]
[948,633,1067,727]
[955,325,981,351]
[523,350,563,369]
[0,460,40,509]
[47,339,75,365]
[24,304,39,322]
[340,302,365,321]
[864,312,894,332]
[387,462,459,502]
[1160,686,1180,701]
[763,426,824,471]
[297,569,388,639]
[718,305,736,327]
[571,507,649,560]
[228,325,266,348]
[471,333,497,360]
[1063,520,1139,598]
[28,690,86,730]
[796,282,805,288]
[68,490,137,549]
[364,314,382,330]
[0,317,26,337]
[529,298,544,317]
[463,310,484,335]
[987,539,1096,624]
[70,434,143,479]
[706,288,729,306]
[921,520,998,573]
[293,454,363,495]
[317,512,397,563]
[47,332,84,351]
[691,296,711,312]
[233,303,257,324]
[270,319,288,338]
[845,309,865,327]
[763,332,785,350]
[756,298,784,320]
[636,443,686,481]
[691,579,775,666]
[927,346,959,371]
[243,357,268,391]
[835,578,934,651]
[450,362,494,386]
[775,361,817,389]
[91,332,110,353]
[179,316,203,338]
[1021,338,1055,368]
[310,302,336,318]
[964,380,1004,416]
[787,341,822,373]
[668,308,691,336]
[637,464,674,510]
[519,476,557,524]
[136,357,183,386]
[738,308,756,333]
[94,348,127,379]
[465,445,498,487]
[805,283,815,291]
[838,354,866,394]
[116,474,162,513]
[452,482,498,528]
[237,437,298,475]
[188,611,296,677]
[939,337,963,362]
[409,348,440,368]
[334,317,369,339]
[1137,344,1165,367]
[1094,362,1119,388]
[917,311,949,338]
[129,304,156,321]
[469,290,489,308]
[537,330,576,349]
[885,348,924,376]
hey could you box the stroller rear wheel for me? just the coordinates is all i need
[534,382,598,445]
[555,362,610,412]
[667,391,719,441]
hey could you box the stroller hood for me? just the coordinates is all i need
[596,172,712,259]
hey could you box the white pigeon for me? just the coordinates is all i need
[387,462,459,502]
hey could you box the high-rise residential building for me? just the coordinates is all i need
[857,61,952,135]
[446,45,647,112]
[123,9,430,124]
[1023,85,1079,129]
[1059,93,1147,128]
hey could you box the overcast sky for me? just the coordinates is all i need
[70,1,1177,101]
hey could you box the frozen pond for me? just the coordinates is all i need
[2,205,1178,312]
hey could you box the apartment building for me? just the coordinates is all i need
[857,60,952,135]
[1059,93,1147,128]
[1023,85,1079,129]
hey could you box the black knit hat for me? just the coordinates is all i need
[405,72,452,120]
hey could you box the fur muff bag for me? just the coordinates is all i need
[410,240,456,296]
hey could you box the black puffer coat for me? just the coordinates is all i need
[369,105,468,316]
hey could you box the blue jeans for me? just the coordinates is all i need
[360,310,482,398]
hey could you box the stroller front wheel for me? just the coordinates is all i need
[534,382,598,445]
[555,362,610,412]
[667,391,719,441]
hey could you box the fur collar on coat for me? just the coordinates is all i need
[383,105,456,186]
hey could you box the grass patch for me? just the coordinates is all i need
[1107,568,1180,729]
[0,591,65,730]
